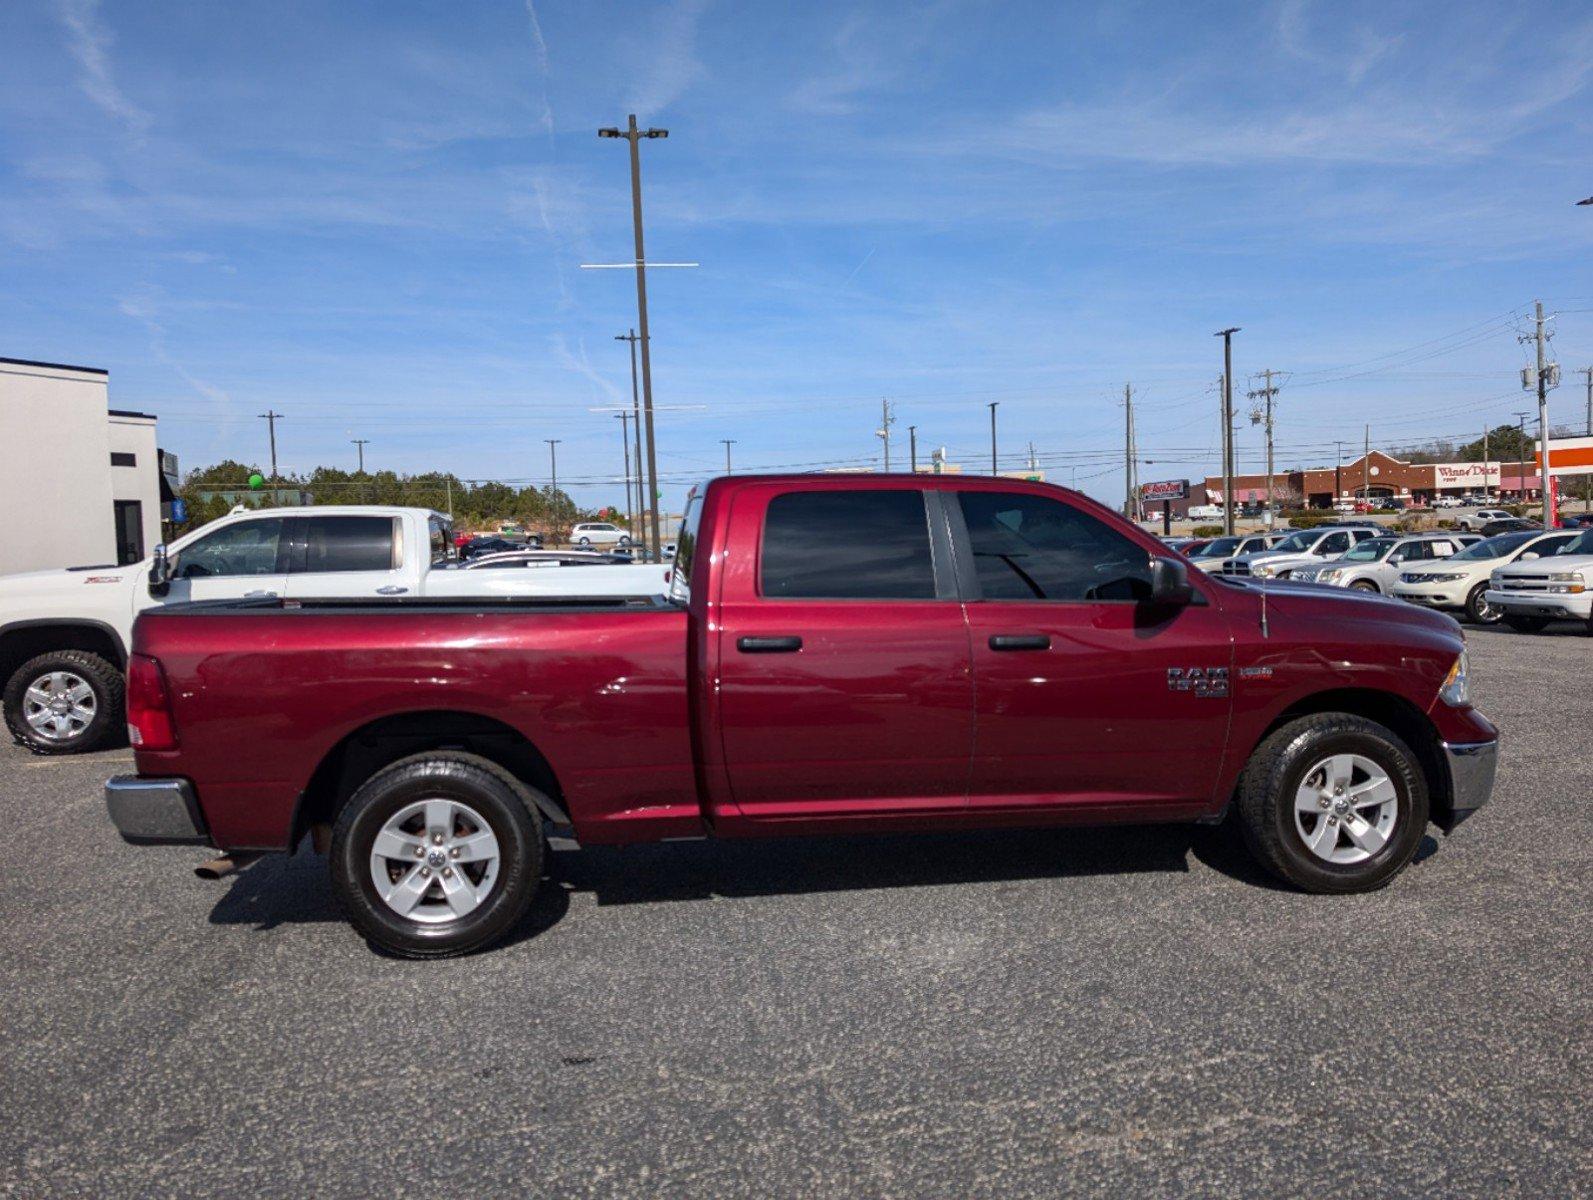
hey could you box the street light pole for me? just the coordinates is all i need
[600,116,668,561]
[615,413,633,537]
[908,425,918,474]
[615,330,645,545]
[988,402,999,475]
[545,438,561,498]
[1214,328,1240,535]
[258,410,283,484]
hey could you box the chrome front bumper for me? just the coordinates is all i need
[1438,740,1497,832]
[105,776,210,845]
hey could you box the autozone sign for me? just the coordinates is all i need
[1140,479,1189,500]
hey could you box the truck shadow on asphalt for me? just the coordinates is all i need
[203,823,1441,954]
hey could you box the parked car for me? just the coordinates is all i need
[570,522,632,548]
[104,474,1495,957]
[0,507,661,755]
[1185,503,1223,521]
[1481,517,1540,537]
[1457,509,1512,531]
[1185,532,1286,574]
[1390,530,1579,624]
[1306,533,1480,593]
[1483,527,1593,632]
[461,536,523,559]
[1557,512,1593,529]
[1220,526,1381,579]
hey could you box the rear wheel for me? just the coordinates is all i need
[331,753,546,958]
[3,650,123,755]
[1465,582,1501,624]
[577,536,591,547]
[1236,713,1427,893]
[1504,615,1550,633]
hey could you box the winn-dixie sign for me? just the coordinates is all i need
[1140,479,1189,501]
[1432,463,1500,487]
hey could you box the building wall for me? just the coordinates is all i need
[108,413,162,561]
[0,359,116,575]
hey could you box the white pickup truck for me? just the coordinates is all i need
[1483,527,1593,633]
[0,506,669,755]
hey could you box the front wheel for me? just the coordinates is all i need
[3,650,124,755]
[577,536,591,547]
[1350,580,1379,593]
[331,753,546,957]
[1236,713,1428,893]
[1465,583,1501,624]
[617,535,632,547]
[1504,615,1550,633]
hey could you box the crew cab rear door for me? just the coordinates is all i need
[710,483,974,822]
[951,483,1232,815]
[280,514,410,599]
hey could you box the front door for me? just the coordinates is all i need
[714,486,974,822]
[952,487,1233,816]
[165,516,289,604]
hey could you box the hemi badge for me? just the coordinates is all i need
[1239,666,1274,679]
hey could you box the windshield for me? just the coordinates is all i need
[1564,530,1593,555]
[1191,537,1241,558]
[1271,531,1315,554]
[1452,532,1532,560]
[1341,538,1393,562]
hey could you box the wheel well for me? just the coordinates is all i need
[290,711,569,848]
[1262,688,1451,815]
[0,624,125,688]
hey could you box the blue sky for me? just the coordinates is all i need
[3,0,1592,511]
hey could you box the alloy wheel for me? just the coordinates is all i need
[368,798,501,924]
[1293,753,1399,865]
[22,671,97,743]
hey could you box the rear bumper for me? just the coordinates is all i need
[1437,740,1497,833]
[105,775,210,845]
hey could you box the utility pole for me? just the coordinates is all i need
[257,410,283,483]
[1482,424,1489,499]
[988,402,999,475]
[1514,411,1530,504]
[616,413,634,537]
[1248,370,1281,526]
[877,399,894,470]
[1363,424,1370,502]
[1123,383,1137,521]
[1582,366,1593,437]
[1028,441,1038,473]
[545,439,561,498]
[908,425,918,474]
[1334,440,1346,504]
[615,330,646,545]
[599,116,669,561]
[721,439,736,475]
[1518,300,1556,527]
[445,477,452,520]
[351,438,369,474]
[1215,328,1240,534]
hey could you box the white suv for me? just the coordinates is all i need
[1220,526,1381,579]
[1305,533,1479,592]
[1390,530,1579,624]
[569,522,632,548]
[1483,528,1593,632]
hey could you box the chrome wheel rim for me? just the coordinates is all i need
[1294,753,1399,865]
[1470,588,1499,622]
[369,798,500,924]
[23,671,97,742]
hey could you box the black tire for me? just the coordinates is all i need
[1464,582,1501,625]
[1350,580,1379,593]
[577,536,591,547]
[3,650,124,755]
[618,535,632,547]
[1503,615,1550,633]
[330,752,546,958]
[1236,713,1428,894]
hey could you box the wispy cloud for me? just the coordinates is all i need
[523,1,555,137]
[53,0,150,138]
[624,0,710,117]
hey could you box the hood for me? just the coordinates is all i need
[0,564,138,596]
[1494,553,1593,577]
[1221,575,1462,638]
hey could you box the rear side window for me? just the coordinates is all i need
[298,516,397,574]
[958,491,1152,601]
[761,490,935,599]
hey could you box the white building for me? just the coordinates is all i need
[0,357,169,575]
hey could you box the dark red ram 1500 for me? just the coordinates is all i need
[107,475,1497,956]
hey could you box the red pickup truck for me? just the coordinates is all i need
[106,475,1497,957]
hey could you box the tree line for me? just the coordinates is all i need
[175,461,623,536]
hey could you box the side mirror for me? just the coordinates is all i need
[1520,551,1540,561]
[148,544,172,597]
[1148,557,1194,606]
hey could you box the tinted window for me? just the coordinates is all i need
[761,490,935,599]
[1317,532,1351,555]
[299,516,395,574]
[958,491,1152,601]
[176,518,285,578]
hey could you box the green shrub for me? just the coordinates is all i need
[1287,511,1338,529]
[1191,525,1223,537]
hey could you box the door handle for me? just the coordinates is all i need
[737,635,803,653]
[376,585,409,595]
[989,634,1050,651]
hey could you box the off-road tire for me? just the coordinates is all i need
[3,650,124,755]
[1236,713,1428,894]
[331,752,546,958]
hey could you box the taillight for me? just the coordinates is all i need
[126,653,178,751]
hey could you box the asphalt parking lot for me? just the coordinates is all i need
[4,625,1589,1198]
